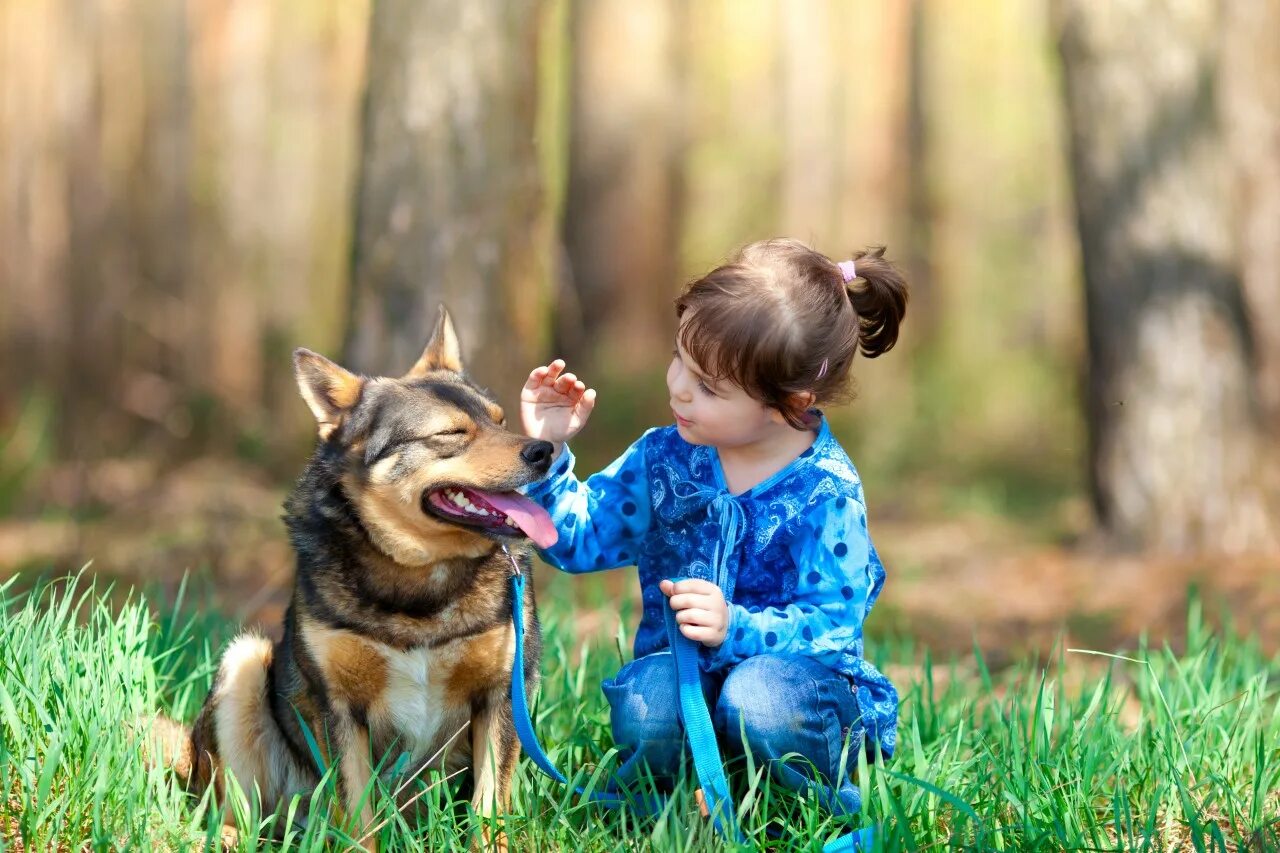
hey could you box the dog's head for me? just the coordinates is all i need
[293,307,558,566]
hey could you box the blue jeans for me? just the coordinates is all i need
[601,651,865,815]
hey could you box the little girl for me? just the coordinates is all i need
[519,239,906,816]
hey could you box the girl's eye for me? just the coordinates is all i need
[696,378,716,397]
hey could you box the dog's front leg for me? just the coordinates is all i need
[331,707,378,853]
[470,694,518,850]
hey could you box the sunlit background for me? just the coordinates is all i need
[2,0,1277,658]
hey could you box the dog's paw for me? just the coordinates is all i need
[218,824,240,851]
[473,824,509,853]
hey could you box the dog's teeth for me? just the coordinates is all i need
[451,493,468,508]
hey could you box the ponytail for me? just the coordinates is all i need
[846,246,908,358]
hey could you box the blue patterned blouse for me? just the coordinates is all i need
[521,415,898,757]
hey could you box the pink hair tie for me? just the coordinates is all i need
[837,260,857,282]
[815,358,829,380]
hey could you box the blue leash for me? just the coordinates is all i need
[508,565,659,811]
[504,548,873,851]
[660,580,741,840]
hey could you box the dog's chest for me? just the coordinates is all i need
[375,645,465,756]
[373,628,515,762]
[305,616,514,765]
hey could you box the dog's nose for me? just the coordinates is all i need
[521,440,554,472]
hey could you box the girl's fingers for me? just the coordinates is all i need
[544,360,566,384]
[674,608,720,627]
[667,579,719,597]
[553,372,579,394]
[679,624,720,644]
[667,593,700,610]
[667,591,722,611]
[523,366,550,391]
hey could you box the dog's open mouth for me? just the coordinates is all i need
[423,487,558,549]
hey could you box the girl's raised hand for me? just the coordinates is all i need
[520,359,597,449]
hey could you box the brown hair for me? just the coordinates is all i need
[674,239,908,429]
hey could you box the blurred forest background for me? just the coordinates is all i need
[1,0,1278,660]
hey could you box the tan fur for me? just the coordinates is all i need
[210,635,311,816]
[346,435,539,570]
[321,634,390,708]
[335,716,377,850]
[146,714,194,781]
[405,306,465,376]
[469,703,502,819]
[348,469,494,567]
[214,635,275,793]
[294,349,365,440]
[444,625,515,706]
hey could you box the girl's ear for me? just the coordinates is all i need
[769,391,817,426]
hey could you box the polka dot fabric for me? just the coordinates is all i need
[520,415,898,758]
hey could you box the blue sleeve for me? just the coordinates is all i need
[701,495,871,672]
[519,431,654,574]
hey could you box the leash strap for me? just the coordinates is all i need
[662,585,742,841]
[505,550,873,850]
[509,569,657,809]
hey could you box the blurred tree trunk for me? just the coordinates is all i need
[59,0,114,458]
[902,0,935,341]
[780,0,837,244]
[0,0,368,478]
[1222,0,1280,434]
[558,0,682,374]
[60,0,196,459]
[345,0,548,406]
[1056,1,1275,553]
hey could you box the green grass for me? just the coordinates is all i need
[1,571,1277,851]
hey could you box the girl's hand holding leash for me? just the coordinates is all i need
[521,359,597,457]
[659,579,729,648]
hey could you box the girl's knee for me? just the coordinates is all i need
[602,653,684,771]
[716,654,854,767]
[717,654,822,734]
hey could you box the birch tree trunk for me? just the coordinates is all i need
[1222,0,1280,434]
[345,0,548,404]
[1056,0,1275,553]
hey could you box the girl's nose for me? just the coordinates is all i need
[669,369,693,402]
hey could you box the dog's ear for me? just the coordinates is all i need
[405,305,464,377]
[294,348,364,439]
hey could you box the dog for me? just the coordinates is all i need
[157,307,559,849]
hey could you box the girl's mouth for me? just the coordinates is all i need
[672,410,693,427]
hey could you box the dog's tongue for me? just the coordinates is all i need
[480,491,559,549]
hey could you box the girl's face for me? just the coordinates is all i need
[666,332,789,449]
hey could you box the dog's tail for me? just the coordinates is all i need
[137,713,195,785]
